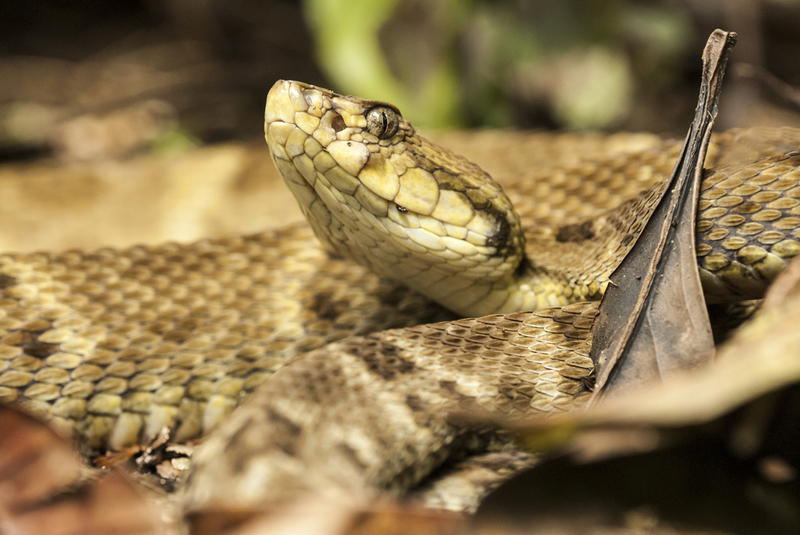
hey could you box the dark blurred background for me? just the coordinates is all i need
[1,0,799,162]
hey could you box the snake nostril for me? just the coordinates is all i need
[331,114,346,133]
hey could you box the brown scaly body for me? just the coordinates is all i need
[0,226,452,450]
[1,81,800,512]
[182,302,597,513]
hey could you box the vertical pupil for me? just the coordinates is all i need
[367,107,396,138]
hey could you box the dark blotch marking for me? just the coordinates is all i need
[306,291,342,321]
[337,443,369,470]
[0,274,17,289]
[434,170,466,192]
[226,415,256,474]
[514,257,532,278]
[556,220,596,243]
[23,341,59,358]
[465,189,493,211]
[440,380,458,394]
[227,409,303,472]
[226,419,251,455]
[331,114,346,133]
[361,341,415,381]
[482,207,511,251]
[396,205,408,213]
[405,394,427,412]
[265,407,303,457]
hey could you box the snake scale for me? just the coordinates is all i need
[2,78,800,514]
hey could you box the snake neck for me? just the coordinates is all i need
[445,257,594,316]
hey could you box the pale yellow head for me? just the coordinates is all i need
[265,80,529,316]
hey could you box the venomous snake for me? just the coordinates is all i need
[2,78,800,513]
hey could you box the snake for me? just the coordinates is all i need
[2,79,800,515]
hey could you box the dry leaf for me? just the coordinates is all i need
[0,404,170,535]
[589,30,738,396]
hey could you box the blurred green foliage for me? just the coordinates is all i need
[304,0,464,128]
[303,0,690,130]
[150,127,202,155]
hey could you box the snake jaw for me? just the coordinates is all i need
[265,80,538,316]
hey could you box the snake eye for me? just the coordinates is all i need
[365,106,400,139]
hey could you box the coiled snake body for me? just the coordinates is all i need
[2,80,800,512]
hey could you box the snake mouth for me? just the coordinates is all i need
[264,80,532,316]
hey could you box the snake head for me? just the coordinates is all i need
[265,80,529,316]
